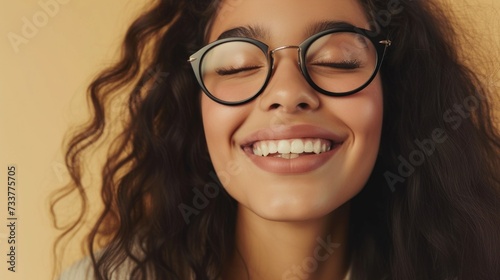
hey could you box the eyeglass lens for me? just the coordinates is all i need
[200,32,378,103]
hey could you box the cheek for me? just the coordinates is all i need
[342,92,383,140]
[202,95,228,155]
[332,79,384,179]
[329,74,383,135]
[201,94,250,167]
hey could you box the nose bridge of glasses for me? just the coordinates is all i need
[269,45,301,70]
[270,45,300,54]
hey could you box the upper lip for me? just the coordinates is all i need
[240,124,347,148]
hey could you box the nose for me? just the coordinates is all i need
[258,48,320,113]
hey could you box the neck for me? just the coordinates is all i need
[224,203,350,280]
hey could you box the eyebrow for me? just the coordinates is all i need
[216,20,356,41]
[217,25,269,40]
[305,20,356,36]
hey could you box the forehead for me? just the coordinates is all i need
[209,0,370,43]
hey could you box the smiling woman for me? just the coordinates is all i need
[52,0,500,279]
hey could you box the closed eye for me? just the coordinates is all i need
[310,60,361,70]
[216,65,264,75]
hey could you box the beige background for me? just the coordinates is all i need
[0,0,498,279]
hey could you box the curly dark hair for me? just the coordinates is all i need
[52,0,500,279]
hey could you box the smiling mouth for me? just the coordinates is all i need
[243,138,338,159]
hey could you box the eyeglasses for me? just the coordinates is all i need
[188,26,391,106]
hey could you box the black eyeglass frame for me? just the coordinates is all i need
[188,26,392,106]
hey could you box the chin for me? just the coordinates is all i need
[242,190,353,222]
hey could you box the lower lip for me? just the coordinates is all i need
[243,145,341,174]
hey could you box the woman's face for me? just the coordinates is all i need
[201,0,383,221]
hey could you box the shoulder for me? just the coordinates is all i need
[58,257,93,280]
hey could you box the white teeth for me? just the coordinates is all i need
[290,139,304,153]
[268,141,278,154]
[313,140,321,154]
[277,140,291,154]
[261,144,269,156]
[251,138,333,158]
[280,153,299,159]
[304,140,314,153]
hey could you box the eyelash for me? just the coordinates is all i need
[310,59,361,69]
[216,65,264,75]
